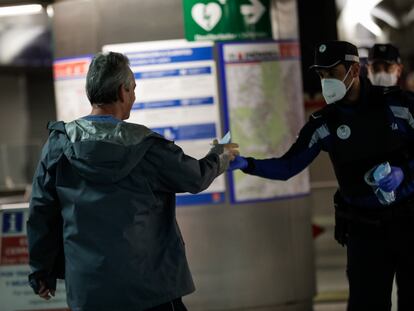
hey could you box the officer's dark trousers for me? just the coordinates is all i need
[145,298,188,311]
[346,203,414,311]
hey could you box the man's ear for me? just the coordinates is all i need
[397,64,404,77]
[118,84,127,103]
[351,62,360,78]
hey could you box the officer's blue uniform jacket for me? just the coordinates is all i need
[243,78,414,208]
[27,116,229,311]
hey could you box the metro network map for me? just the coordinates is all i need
[221,41,310,203]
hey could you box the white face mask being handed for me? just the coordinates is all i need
[321,66,355,105]
[368,72,398,87]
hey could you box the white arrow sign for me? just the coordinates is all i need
[241,0,266,25]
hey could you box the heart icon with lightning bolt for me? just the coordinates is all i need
[191,3,222,31]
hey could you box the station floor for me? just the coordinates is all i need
[312,213,398,311]
[314,303,347,311]
[313,212,348,311]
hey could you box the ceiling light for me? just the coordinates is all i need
[0,4,43,17]
[371,7,400,29]
[402,5,414,26]
[46,5,54,17]
[339,0,383,36]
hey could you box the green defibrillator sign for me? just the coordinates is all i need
[183,0,272,41]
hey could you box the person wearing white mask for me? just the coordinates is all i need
[228,41,414,311]
[367,43,403,87]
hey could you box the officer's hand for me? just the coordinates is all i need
[228,155,248,171]
[378,166,404,192]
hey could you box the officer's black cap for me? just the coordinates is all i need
[368,44,401,64]
[310,41,359,69]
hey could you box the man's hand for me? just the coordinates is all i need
[212,139,239,161]
[228,155,248,171]
[223,143,239,161]
[378,166,404,192]
[38,280,55,300]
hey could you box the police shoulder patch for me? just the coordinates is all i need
[336,124,351,140]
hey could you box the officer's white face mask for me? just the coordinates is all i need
[321,67,355,105]
[368,72,398,87]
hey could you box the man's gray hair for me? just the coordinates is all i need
[86,52,133,104]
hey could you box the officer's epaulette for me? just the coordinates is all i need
[310,102,336,122]
[310,111,323,120]
[382,85,401,95]
[382,86,411,108]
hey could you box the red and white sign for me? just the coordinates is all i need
[53,59,90,80]
[0,207,68,311]
[53,56,93,122]
[1,236,29,265]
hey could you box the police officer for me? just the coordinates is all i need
[367,43,403,87]
[228,41,414,311]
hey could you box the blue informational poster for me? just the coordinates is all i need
[218,40,310,203]
[103,40,225,206]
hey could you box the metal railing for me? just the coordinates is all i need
[0,143,42,192]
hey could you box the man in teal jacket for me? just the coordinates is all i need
[27,52,238,311]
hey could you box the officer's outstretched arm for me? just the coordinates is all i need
[229,118,325,180]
